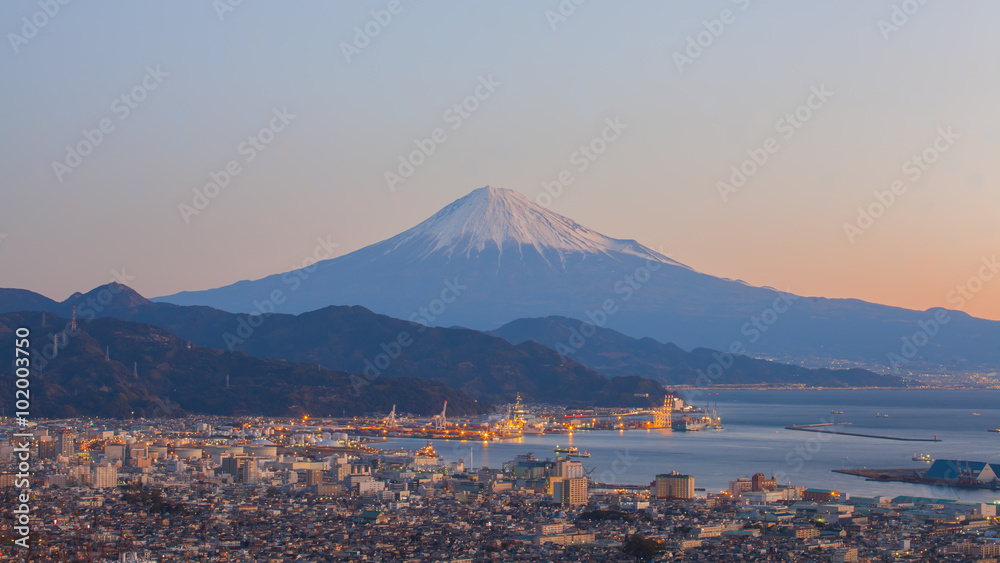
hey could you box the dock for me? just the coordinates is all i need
[834,467,1000,490]
[833,467,927,482]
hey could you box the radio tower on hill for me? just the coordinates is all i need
[70,305,77,332]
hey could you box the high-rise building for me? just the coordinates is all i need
[57,430,75,457]
[332,460,351,483]
[38,439,56,460]
[221,454,254,476]
[222,454,261,484]
[655,472,695,500]
[93,463,117,489]
[306,469,323,486]
[555,458,585,479]
[752,472,776,492]
[220,454,262,483]
[553,476,588,506]
[238,462,260,484]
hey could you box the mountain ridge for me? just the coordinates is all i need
[0,311,481,418]
[492,316,906,388]
[0,285,674,407]
[149,186,1000,372]
[0,283,909,397]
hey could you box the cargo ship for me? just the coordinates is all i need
[672,416,708,431]
[522,423,546,435]
[672,405,722,432]
[912,453,932,462]
[554,445,590,457]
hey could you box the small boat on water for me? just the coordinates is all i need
[876,413,889,418]
[988,428,1000,433]
[912,453,932,462]
[831,410,844,414]
[554,445,590,457]
[972,412,981,416]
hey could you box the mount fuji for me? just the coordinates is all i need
[158,186,1000,372]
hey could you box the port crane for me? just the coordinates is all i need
[493,401,515,435]
[433,401,447,430]
[383,405,397,429]
[651,395,673,428]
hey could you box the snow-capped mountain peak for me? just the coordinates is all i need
[381,186,680,265]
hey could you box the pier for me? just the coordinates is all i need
[785,424,941,442]
[833,467,926,482]
[589,482,650,491]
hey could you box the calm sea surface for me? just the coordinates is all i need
[376,390,1000,503]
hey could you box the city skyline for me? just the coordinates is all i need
[2,0,999,322]
[4,3,1000,561]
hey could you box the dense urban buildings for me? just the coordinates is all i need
[3,415,996,561]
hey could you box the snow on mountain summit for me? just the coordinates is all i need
[381,186,684,266]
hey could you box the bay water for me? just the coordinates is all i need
[377,390,1000,503]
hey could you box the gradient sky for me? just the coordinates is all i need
[2,0,999,320]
